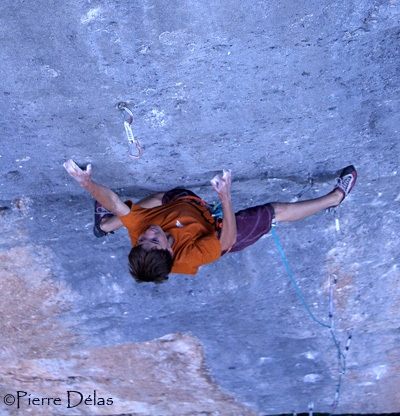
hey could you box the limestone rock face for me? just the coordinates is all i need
[0,0,399,414]
[1,333,256,415]
[0,209,256,415]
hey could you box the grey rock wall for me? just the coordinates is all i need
[0,0,399,414]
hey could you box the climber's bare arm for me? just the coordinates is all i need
[63,159,130,217]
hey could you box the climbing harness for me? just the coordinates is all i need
[271,225,351,414]
[117,102,143,159]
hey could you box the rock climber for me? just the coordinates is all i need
[63,160,357,283]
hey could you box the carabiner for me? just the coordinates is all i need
[118,102,143,159]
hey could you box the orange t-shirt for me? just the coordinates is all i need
[118,199,222,275]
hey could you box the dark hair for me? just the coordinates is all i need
[128,245,173,284]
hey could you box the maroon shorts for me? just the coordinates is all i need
[162,188,275,254]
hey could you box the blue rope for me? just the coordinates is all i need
[270,226,347,414]
[271,227,330,328]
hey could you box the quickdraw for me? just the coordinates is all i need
[117,102,143,159]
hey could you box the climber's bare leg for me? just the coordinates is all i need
[271,189,342,222]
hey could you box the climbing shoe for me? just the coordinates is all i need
[93,201,115,238]
[334,165,357,203]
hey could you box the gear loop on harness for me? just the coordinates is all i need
[117,102,143,159]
